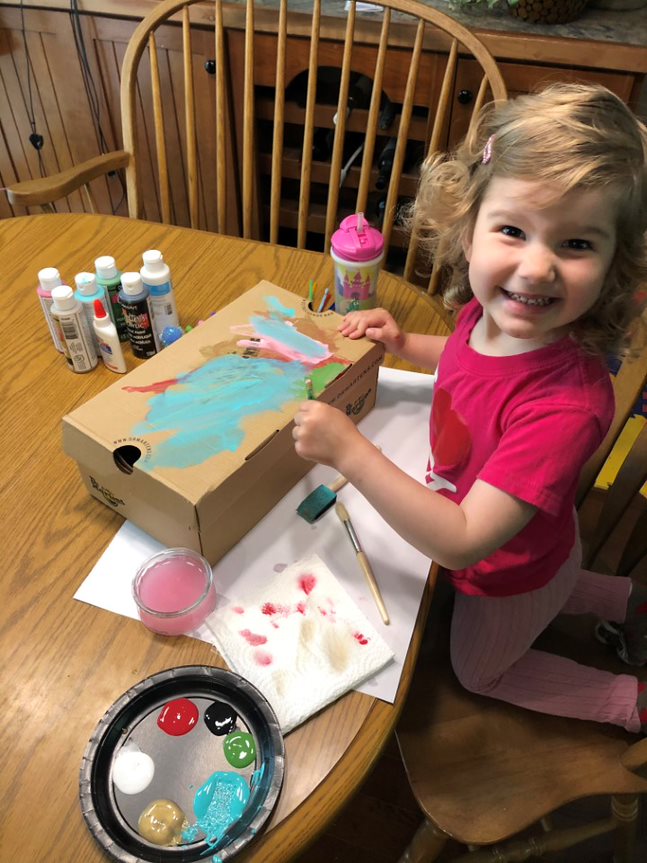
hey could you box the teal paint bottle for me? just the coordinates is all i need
[95,255,128,342]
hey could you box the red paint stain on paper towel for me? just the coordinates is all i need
[239,629,267,646]
[299,574,316,595]
[353,632,369,645]
[254,650,273,666]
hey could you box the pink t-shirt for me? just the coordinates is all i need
[427,299,614,597]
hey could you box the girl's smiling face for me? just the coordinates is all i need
[463,176,617,353]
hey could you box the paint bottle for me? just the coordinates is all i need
[95,255,128,342]
[140,250,179,341]
[74,272,105,357]
[36,266,64,352]
[93,298,127,374]
[50,285,98,373]
[118,272,159,359]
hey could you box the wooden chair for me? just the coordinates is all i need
[4,0,506,284]
[396,341,647,863]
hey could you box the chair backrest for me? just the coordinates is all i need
[118,0,506,273]
[577,332,647,509]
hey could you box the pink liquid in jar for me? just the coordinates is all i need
[133,549,216,636]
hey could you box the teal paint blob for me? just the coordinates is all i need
[133,354,307,470]
[223,731,257,768]
[182,771,250,850]
[265,296,295,318]
[250,762,265,791]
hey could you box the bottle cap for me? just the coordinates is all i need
[95,256,118,279]
[330,213,384,262]
[93,299,108,319]
[75,272,97,295]
[38,267,62,290]
[161,326,184,347]
[121,272,144,295]
[51,285,76,311]
[142,249,165,272]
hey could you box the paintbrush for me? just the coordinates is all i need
[296,472,349,523]
[335,502,390,625]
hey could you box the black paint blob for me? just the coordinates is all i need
[204,700,238,736]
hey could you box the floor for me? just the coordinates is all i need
[294,490,647,863]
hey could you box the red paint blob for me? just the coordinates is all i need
[296,601,307,615]
[353,632,369,645]
[157,698,199,735]
[299,574,317,595]
[254,650,273,666]
[232,606,245,615]
[262,602,277,616]
[123,377,180,394]
[239,628,268,646]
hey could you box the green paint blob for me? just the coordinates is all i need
[310,362,347,394]
[223,731,256,768]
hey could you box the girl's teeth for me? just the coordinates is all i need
[507,291,553,307]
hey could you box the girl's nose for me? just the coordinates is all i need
[517,243,556,284]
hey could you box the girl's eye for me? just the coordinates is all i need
[500,225,524,238]
[562,239,593,251]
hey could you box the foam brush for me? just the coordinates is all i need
[296,473,348,523]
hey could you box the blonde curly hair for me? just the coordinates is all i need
[410,83,647,357]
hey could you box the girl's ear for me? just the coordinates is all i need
[461,228,473,263]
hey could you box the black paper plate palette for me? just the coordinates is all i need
[79,666,285,862]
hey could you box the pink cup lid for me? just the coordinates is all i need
[331,213,384,262]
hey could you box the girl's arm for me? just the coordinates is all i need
[293,403,536,570]
[339,309,448,372]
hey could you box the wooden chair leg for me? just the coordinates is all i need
[612,793,639,863]
[398,817,449,863]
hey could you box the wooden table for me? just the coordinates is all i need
[0,213,450,862]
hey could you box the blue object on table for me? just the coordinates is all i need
[160,325,184,348]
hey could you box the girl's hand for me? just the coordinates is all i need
[292,401,363,470]
[338,308,405,354]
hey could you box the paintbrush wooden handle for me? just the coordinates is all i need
[328,474,348,494]
[327,447,379,495]
[357,552,390,625]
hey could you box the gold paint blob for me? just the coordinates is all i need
[138,799,188,846]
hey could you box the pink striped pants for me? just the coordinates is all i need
[450,536,641,732]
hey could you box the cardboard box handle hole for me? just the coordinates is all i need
[113,444,142,475]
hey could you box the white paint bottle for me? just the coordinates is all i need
[36,266,64,352]
[50,285,98,373]
[140,250,179,341]
[74,272,105,357]
[93,299,127,374]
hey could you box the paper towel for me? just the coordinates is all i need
[200,554,394,732]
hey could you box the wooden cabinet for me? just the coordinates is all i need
[1,0,646,273]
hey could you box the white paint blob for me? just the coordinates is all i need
[112,742,155,795]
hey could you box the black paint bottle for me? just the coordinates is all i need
[118,272,159,359]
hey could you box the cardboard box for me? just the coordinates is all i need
[63,281,383,563]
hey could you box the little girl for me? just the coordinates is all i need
[292,83,647,733]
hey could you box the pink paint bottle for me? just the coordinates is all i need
[36,266,64,352]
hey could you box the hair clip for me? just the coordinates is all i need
[482,134,494,165]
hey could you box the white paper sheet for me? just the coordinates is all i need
[74,366,434,703]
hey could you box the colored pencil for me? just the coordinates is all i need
[305,377,314,399]
[317,287,330,313]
